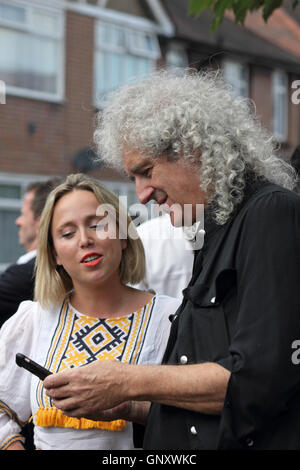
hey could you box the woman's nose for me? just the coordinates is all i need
[79,228,93,247]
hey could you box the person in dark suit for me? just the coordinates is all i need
[0,257,36,327]
[0,178,61,328]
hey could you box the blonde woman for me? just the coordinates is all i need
[0,174,180,450]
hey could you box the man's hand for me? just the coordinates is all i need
[44,360,229,422]
[44,361,133,421]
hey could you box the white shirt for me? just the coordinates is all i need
[135,215,195,299]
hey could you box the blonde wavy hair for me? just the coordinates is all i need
[35,173,145,308]
[94,68,297,224]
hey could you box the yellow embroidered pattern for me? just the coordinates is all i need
[36,298,155,430]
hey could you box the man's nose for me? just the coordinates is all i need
[135,179,155,204]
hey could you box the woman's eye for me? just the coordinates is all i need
[62,232,74,238]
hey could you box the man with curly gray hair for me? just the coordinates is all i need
[45,69,300,450]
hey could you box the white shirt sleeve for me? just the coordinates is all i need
[135,216,194,299]
[137,295,181,365]
[0,301,40,449]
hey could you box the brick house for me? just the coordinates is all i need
[0,0,299,269]
[0,0,174,269]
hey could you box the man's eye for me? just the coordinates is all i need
[141,169,151,178]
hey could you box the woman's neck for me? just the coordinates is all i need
[70,277,153,319]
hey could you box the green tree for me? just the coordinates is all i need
[188,0,299,32]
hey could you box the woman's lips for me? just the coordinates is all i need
[80,253,103,267]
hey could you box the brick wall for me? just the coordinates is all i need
[0,11,98,178]
[64,11,95,174]
[250,65,300,159]
[0,7,298,179]
[250,65,273,133]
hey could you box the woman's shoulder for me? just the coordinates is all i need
[0,300,40,340]
[4,300,38,322]
[1,299,63,330]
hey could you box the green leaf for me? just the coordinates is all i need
[188,0,215,16]
[232,1,249,24]
[189,0,299,32]
[209,0,234,31]
[262,0,284,21]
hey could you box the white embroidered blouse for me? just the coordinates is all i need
[0,294,180,450]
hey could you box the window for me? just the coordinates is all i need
[223,60,249,98]
[68,0,107,5]
[272,70,288,142]
[94,20,160,103]
[166,43,188,70]
[0,1,64,101]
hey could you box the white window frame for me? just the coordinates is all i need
[223,59,249,98]
[68,0,108,6]
[65,0,174,37]
[0,0,65,102]
[94,19,161,105]
[272,69,288,142]
[165,41,188,69]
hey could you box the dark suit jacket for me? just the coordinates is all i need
[0,257,35,328]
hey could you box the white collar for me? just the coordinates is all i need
[16,249,37,265]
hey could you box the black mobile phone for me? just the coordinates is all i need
[15,353,52,381]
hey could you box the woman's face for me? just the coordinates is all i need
[51,189,126,289]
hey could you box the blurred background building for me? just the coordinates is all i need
[0,0,299,270]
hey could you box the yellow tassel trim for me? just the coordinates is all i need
[35,407,126,431]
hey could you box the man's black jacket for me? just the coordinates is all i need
[143,182,300,450]
[0,257,35,327]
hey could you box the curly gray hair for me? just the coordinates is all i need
[94,69,297,224]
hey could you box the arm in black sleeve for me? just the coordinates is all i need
[0,258,35,327]
[217,191,300,448]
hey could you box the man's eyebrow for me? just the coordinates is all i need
[128,161,151,175]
